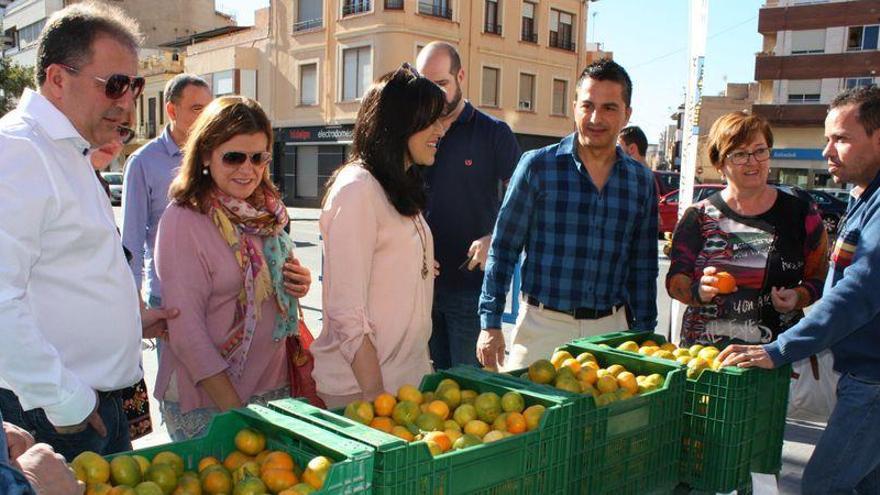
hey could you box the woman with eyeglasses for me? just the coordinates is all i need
[153,96,312,439]
[310,65,447,408]
[667,111,828,349]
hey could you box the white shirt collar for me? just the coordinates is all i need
[18,88,91,151]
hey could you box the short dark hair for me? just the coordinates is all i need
[831,85,880,136]
[619,126,648,156]
[164,74,210,105]
[418,41,462,76]
[36,2,142,86]
[325,66,446,216]
[576,58,633,107]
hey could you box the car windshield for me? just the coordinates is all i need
[103,174,123,185]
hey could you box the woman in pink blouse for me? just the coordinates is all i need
[311,65,447,407]
[154,97,312,440]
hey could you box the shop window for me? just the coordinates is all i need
[481,67,499,107]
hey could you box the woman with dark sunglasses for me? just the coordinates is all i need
[152,96,316,439]
[310,65,447,407]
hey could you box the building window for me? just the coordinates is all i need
[847,25,879,51]
[240,69,257,100]
[419,0,452,20]
[147,97,157,138]
[158,92,164,126]
[549,9,575,51]
[300,63,318,105]
[485,0,501,35]
[521,2,537,43]
[342,46,372,101]
[481,67,500,107]
[787,79,821,103]
[844,77,875,90]
[294,0,323,31]
[790,29,825,54]
[552,79,568,116]
[385,0,404,9]
[213,70,235,96]
[518,73,535,111]
[342,0,371,17]
[16,19,45,48]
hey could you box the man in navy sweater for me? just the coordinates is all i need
[720,85,880,494]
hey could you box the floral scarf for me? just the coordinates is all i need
[208,185,299,379]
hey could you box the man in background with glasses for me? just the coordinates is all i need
[122,74,212,311]
[0,2,173,458]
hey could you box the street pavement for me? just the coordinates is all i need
[114,207,820,494]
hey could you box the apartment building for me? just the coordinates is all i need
[1,0,234,67]
[752,0,879,188]
[184,0,596,207]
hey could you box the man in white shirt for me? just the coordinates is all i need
[0,3,172,459]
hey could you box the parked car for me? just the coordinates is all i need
[812,187,851,203]
[803,188,847,234]
[101,171,123,206]
[658,184,725,235]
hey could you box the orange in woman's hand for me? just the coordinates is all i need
[713,272,737,294]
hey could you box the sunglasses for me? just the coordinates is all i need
[59,64,145,100]
[221,151,272,167]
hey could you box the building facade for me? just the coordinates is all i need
[753,0,878,189]
[184,0,596,207]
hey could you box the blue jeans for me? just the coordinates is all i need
[0,388,131,461]
[802,373,880,494]
[429,286,482,370]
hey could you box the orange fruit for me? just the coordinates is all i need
[223,451,253,471]
[232,476,267,495]
[108,486,136,495]
[606,364,626,377]
[463,420,490,438]
[550,350,574,369]
[200,466,233,494]
[133,482,164,495]
[260,451,296,474]
[426,400,450,420]
[234,428,267,456]
[145,463,178,495]
[172,472,201,494]
[232,460,261,484]
[343,400,375,425]
[392,400,420,425]
[373,393,397,417]
[713,271,737,294]
[527,359,557,384]
[397,384,423,405]
[523,405,545,431]
[505,412,527,434]
[86,484,113,495]
[152,451,185,476]
[279,484,317,494]
[596,374,619,394]
[423,431,452,453]
[198,456,221,472]
[72,451,111,485]
[617,371,639,394]
[254,450,272,466]
[390,425,414,441]
[302,456,332,490]
[369,416,395,433]
[110,455,142,487]
[561,358,582,373]
[261,467,299,493]
[577,367,598,385]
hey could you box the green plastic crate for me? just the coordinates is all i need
[269,368,573,494]
[110,405,372,494]
[580,331,791,493]
[497,342,685,495]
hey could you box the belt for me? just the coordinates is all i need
[526,296,619,320]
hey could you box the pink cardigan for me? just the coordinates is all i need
[154,204,288,413]
[311,165,434,397]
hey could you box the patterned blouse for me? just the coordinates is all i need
[667,190,828,347]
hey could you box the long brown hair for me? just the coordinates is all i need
[169,96,277,212]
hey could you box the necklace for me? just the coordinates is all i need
[411,216,429,280]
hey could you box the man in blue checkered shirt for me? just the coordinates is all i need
[477,59,659,370]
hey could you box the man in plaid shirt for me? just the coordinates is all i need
[477,59,659,369]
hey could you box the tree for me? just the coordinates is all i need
[0,57,35,116]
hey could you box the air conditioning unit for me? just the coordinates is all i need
[518,100,532,110]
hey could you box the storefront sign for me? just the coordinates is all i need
[278,124,354,143]
[771,148,823,161]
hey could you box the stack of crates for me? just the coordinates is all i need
[580,332,791,493]
[270,368,573,494]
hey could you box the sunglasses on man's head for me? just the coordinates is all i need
[221,151,272,167]
[59,64,145,100]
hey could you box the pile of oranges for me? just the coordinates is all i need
[520,349,666,407]
[343,379,545,456]
[72,427,331,494]
[612,339,725,379]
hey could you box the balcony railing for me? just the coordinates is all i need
[293,18,322,32]
[419,1,452,19]
[485,22,502,35]
[342,1,371,16]
[521,27,537,43]
[549,31,575,51]
[384,0,404,9]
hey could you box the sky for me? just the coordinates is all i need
[222,0,765,145]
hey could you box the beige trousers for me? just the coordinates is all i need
[501,299,629,372]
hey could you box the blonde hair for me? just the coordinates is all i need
[168,96,276,211]
[707,111,774,168]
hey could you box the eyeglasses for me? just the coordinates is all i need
[221,151,272,167]
[725,147,771,166]
[59,64,145,100]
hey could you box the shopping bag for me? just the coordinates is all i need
[787,350,839,422]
